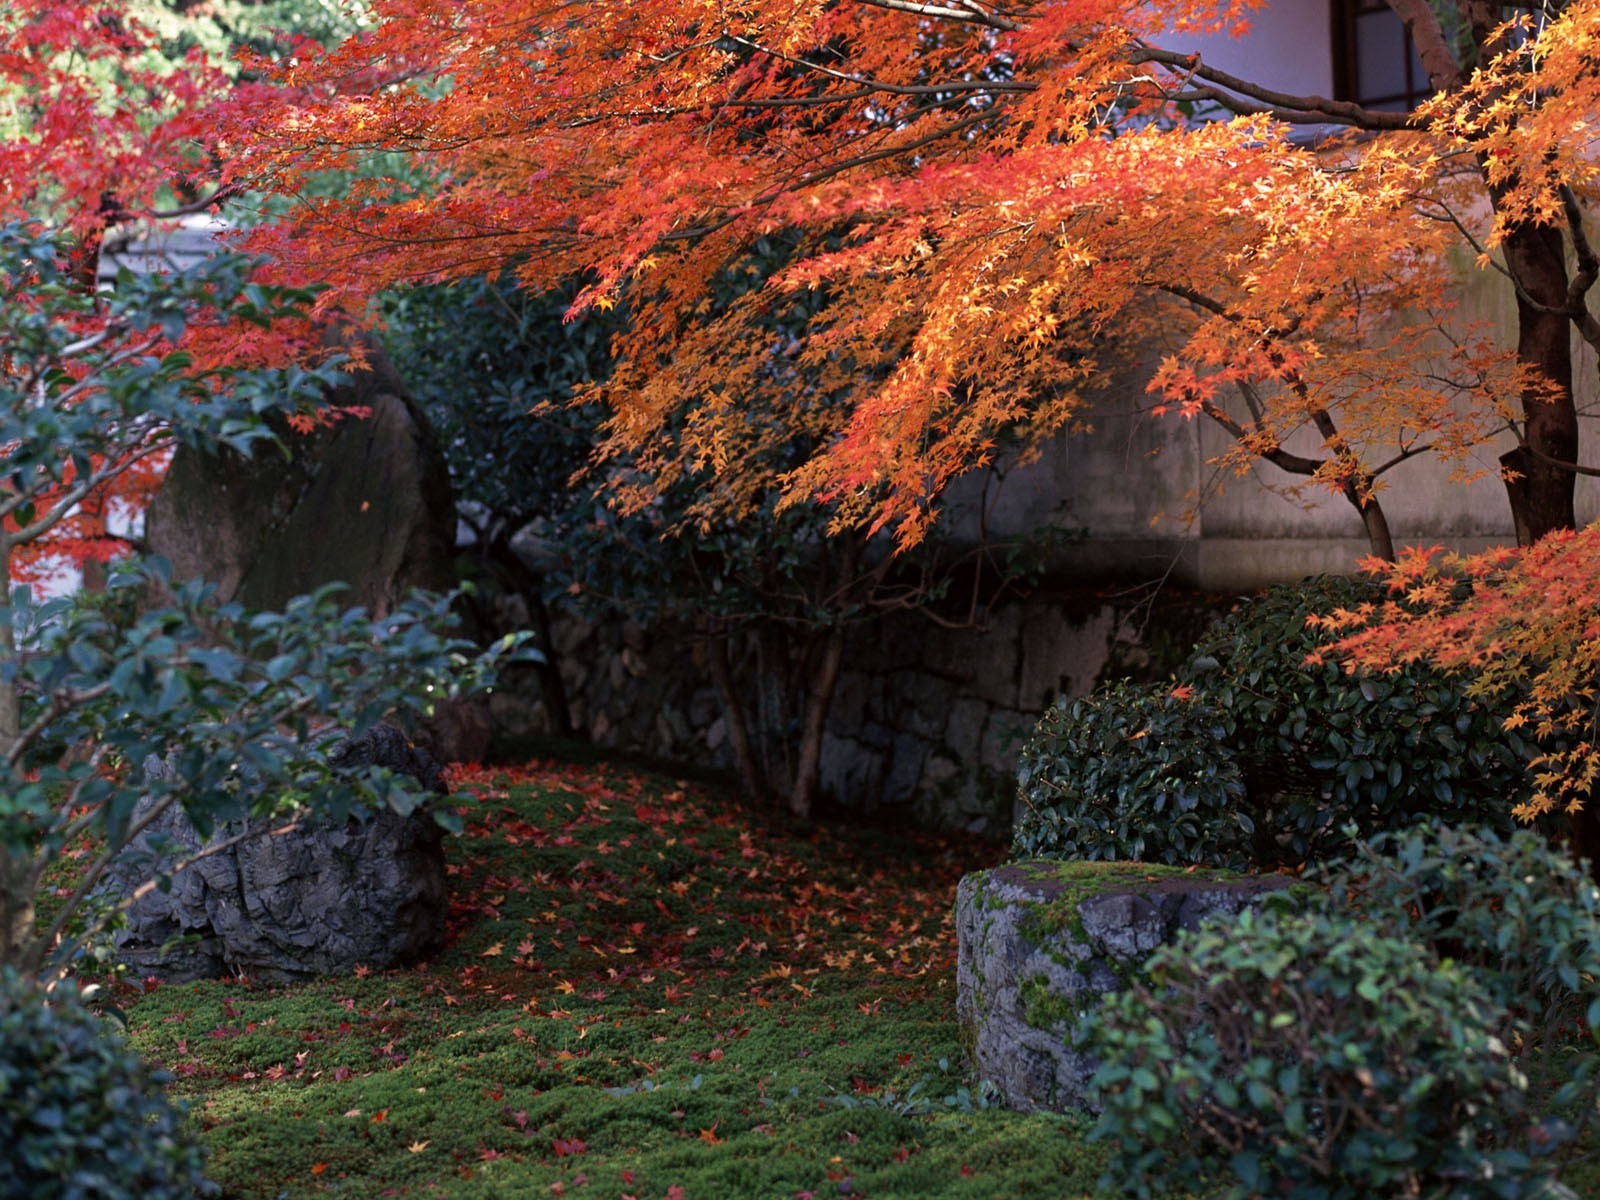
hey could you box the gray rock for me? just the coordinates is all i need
[144,334,457,619]
[328,721,448,792]
[108,731,448,982]
[955,860,1293,1113]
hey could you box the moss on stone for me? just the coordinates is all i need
[1020,972,1091,1033]
[1010,859,1245,948]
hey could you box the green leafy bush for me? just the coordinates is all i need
[1013,681,1256,868]
[0,970,211,1199]
[1085,905,1551,1199]
[1083,826,1600,1199]
[1182,576,1531,861]
[1014,577,1531,870]
[1327,825,1600,1083]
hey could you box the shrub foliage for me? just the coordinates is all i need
[0,970,211,1199]
[1015,577,1532,869]
[1084,827,1600,1199]
[1013,681,1257,868]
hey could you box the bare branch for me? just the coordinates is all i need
[1130,44,1415,130]
[856,0,1022,32]
[731,36,1032,98]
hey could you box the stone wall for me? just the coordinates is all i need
[489,586,1225,830]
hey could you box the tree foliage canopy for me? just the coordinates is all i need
[223,0,1595,553]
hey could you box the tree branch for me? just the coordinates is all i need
[855,0,1022,32]
[1130,44,1415,129]
[1385,0,1464,90]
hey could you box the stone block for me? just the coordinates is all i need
[955,860,1294,1113]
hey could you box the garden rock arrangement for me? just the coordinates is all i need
[108,725,449,982]
[955,860,1294,1112]
[145,335,458,619]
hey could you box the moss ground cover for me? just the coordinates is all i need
[110,759,1108,1199]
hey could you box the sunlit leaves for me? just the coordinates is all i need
[1321,531,1600,820]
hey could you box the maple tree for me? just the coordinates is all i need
[389,267,1047,818]
[1312,537,1600,871]
[209,0,1600,848]
[0,4,530,977]
[222,0,1597,563]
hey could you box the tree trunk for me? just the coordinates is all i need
[788,622,847,821]
[526,587,576,739]
[1498,222,1579,545]
[702,619,768,808]
[1343,482,1395,562]
[482,536,576,739]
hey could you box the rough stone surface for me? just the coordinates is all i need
[144,335,457,618]
[410,696,493,767]
[485,586,1167,831]
[955,860,1294,1113]
[327,722,448,794]
[108,729,448,982]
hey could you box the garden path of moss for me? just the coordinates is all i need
[114,762,1114,1199]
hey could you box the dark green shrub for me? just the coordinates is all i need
[1180,576,1531,862]
[1084,825,1600,1199]
[1326,824,1600,1081]
[0,970,211,1199]
[1012,681,1257,868]
[1012,577,1536,872]
[1084,905,1559,1199]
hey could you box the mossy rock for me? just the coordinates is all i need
[954,859,1298,1112]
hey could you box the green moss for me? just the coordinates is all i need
[1020,972,1090,1032]
[1009,858,1246,948]
[76,763,1133,1199]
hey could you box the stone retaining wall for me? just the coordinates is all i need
[954,860,1296,1111]
[488,587,1224,829]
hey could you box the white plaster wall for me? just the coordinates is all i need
[1177,0,1337,100]
[1170,0,1335,100]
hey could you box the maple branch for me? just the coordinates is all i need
[661,109,996,244]
[1384,0,1464,91]
[1417,198,1518,284]
[143,184,243,219]
[1510,435,1600,479]
[1130,45,1415,130]
[1200,392,1326,477]
[854,0,1022,32]
[1367,442,1436,477]
[730,37,1031,99]
[1560,185,1600,352]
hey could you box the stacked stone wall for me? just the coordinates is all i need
[490,587,1224,830]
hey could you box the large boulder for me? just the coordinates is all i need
[144,334,457,617]
[955,860,1296,1112]
[107,727,450,982]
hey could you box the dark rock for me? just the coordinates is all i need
[955,860,1294,1113]
[108,734,448,982]
[408,696,492,766]
[327,722,448,793]
[144,334,457,618]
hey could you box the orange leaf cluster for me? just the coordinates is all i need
[217,0,1586,544]
[1322,532,1600,821]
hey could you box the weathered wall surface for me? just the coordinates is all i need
[491,587,1223,829]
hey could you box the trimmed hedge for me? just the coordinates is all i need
[0,970,211,1199]
[1083,826,1600,1199]
[1014,577,1531,870]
